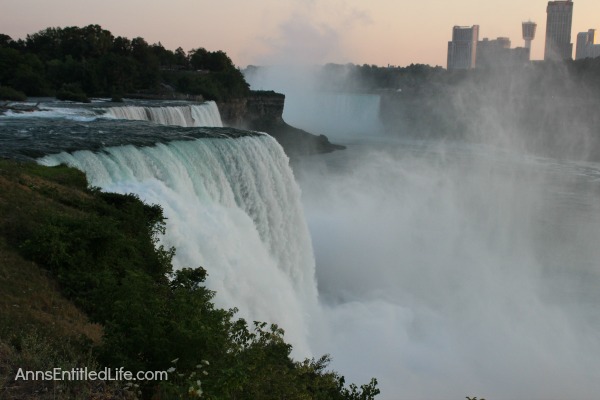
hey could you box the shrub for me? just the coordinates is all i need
[56,83,90,103]
[0,161,379,399]
[0,85,26,101]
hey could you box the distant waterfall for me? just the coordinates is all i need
[106,101,223,127]
[39,135,317,355]
[283,93,383,138]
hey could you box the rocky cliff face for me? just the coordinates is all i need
[217,91,284,128]
[218,91,343,157]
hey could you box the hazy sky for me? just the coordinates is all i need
[2,0,599,68]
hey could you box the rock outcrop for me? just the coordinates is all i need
[218,91,344,157]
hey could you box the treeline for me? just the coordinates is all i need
[315,58,600,96]
[0,25,249,102]
[315,63,446,93]
[374,59,600,161]
[0,160,379,399]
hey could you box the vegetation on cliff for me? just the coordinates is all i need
[0,160,379,399]
[0,25,249,101]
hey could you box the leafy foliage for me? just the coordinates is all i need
[0,85,26,100]
[0,25,249,100]
[56,83,90,102]
[0,160,379,400]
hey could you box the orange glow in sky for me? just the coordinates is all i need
[2,0,599,68]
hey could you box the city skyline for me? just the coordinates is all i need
[1,0,600,68]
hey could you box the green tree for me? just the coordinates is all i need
[189,48,235,72]
[131,37,160,88]
[174,46,189,69]
[25,27,63,61]
[0,33,12,47]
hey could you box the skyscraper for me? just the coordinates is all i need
[544,1,574,60]
[447,25,479,70]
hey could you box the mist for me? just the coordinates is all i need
[245,65,384,138]
[247,64,600,398]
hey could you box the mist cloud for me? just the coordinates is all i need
[253,1,372,66]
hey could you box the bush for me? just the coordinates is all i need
[56,83,90,103]
[0,161,379,400]
[0,85,26,101]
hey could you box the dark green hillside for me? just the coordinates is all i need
[0,160,378,399]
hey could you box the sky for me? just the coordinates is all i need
[1,0,599,68]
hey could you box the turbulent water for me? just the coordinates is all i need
[106,101,223,127]
[0,100,230,160]
[3,97,600,398]
[295,138,600,399]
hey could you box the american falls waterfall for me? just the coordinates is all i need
[39,135,318,356]
[106,101,223,127]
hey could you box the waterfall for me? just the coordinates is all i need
[39,135,317,355]
[106,101,223,127]
[244,66,383,138]
[283,93,383,138]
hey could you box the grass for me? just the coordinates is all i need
[0,160,131,399]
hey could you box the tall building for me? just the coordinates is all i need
[575,29,600,59]
[476,37,511,68]
[447,25,479,70]
[522,21,537,60]
[544,1,574,60]
[476,37,529,68]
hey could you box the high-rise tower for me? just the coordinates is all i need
[447,25,479,70]
[544,1,574,60]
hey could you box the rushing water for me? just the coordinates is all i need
[106,101,223,127]
[39,135,318,356]
[3,98,600,398]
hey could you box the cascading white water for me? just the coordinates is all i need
[106,101,223,127]
[38,135,317,356]
[283,93,383,138]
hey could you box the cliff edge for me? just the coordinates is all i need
[218,91,344,157]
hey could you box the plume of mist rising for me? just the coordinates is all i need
[380,62,600,161]
[296,139,600,399]
[244,64,385,138]
[251,1,372,67]
[254,62,600,398]
[258,15,341,66]
[244,0,385,139]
